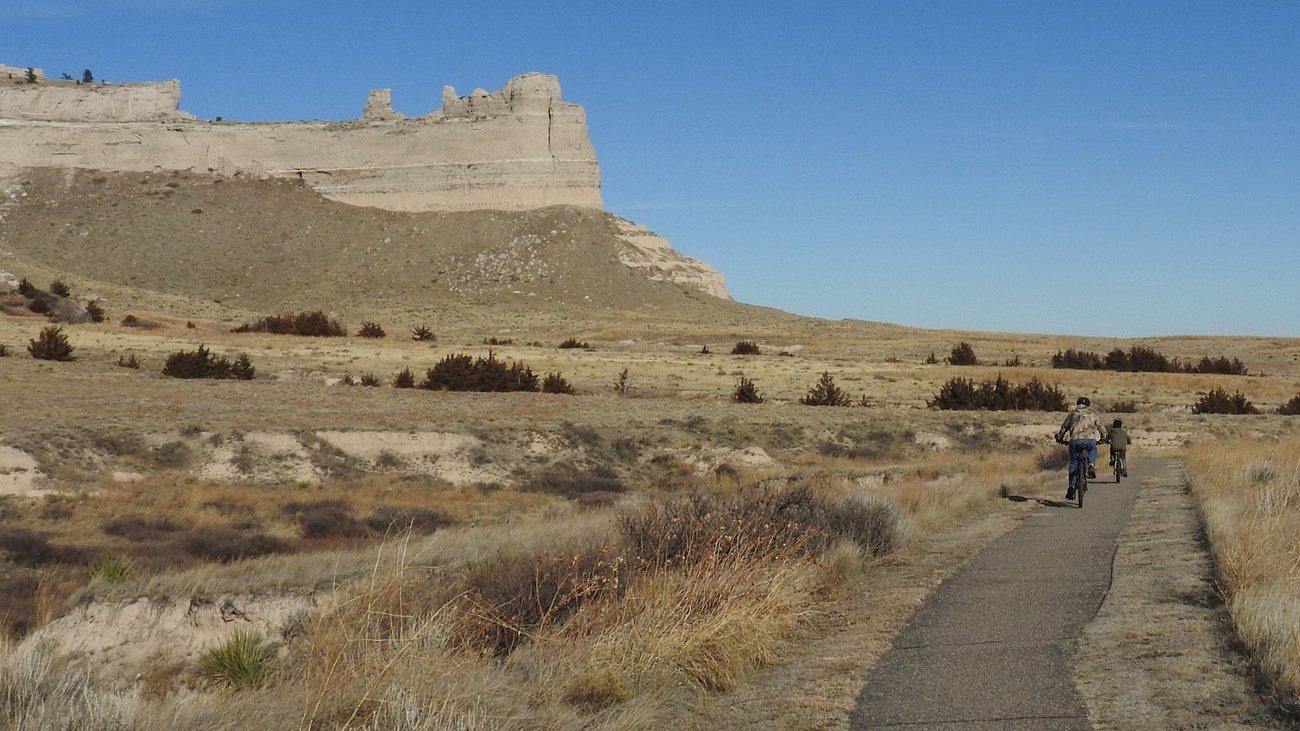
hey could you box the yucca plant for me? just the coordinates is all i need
[199,629,274,690]
[88,555,136,583]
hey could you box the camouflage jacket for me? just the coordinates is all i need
[1057,406,1108,442]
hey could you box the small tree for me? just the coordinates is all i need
[800,372,850,406]
[558,338,590,350]
[28,326,75,361]
[85,300,106,323]
[356,322,386,339]
[542,372,575,394]
[732,375,764,404]
[411,325,436,342]
[947,342,978,366]
[82,69,94,84]
[1278,394,1300,416]
[613,368,632,397]
[1191,388,1259,415]
[730,340,761,356]
[48,281,71,298]
[24,68,37,84]
[392,367,416,389]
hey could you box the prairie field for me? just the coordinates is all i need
[1,300,1299,729]
[1,169,1299,727]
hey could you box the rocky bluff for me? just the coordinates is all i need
[0,67,602,213]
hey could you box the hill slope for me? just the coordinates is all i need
[0,167,745,328]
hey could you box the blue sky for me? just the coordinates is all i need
[7,1,1298,338]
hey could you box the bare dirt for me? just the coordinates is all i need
[1076,462,1292,729]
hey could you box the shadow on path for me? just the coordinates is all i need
[848,459,1157,730]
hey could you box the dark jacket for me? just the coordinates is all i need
[1108,427,1130,451]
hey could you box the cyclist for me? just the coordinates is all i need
[1107,418,1130,478]
[1055,396,1109,500]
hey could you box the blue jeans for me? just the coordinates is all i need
[1068,439,1098,487]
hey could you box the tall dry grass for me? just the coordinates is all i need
[1186,437,1300,710]
[2,451,1034,729]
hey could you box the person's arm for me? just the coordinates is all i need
[1057,412,1074,441]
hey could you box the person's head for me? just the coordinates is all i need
[1112,419,1123,428]
[1076,396,1091,408]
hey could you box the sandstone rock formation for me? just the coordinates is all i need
[0,70,601,212]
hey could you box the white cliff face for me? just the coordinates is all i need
[613,218,731,300]
[0,71,601,213]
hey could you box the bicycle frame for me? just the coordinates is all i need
[1071,442,1090,508]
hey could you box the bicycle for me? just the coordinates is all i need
[1111,450,1127,484]
[1070,441,1089,508]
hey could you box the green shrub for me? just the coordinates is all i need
[800,372,850,406]
[929,375,1066,411]
[1051,349,1104,370]
[542,372,575,394]
[48,280,71,298]
[231,310,344,336]
[16,278,35,297]
[732,375,764,404]
[700,345,711,354]
[85,300,106,323]
[421,352,539,392]
[356,321,386,338]
[162,345,254,380]
[559,338,590,349]
[392,367,416,389]
[924,352,939,364]
[27,326,75,361]
[199,629,274,690]
[483,337,514,345]
[947,342,978,366]
[1188,356,1248,376]
[411,324,436,342]
[0,345,8,358]
[730,340,761,355]
[1191,388,1259,415]
[1278,394,1300,416]
[357,372,381,387]
[120,314,160,329]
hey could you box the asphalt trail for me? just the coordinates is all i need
[849,457,1153,730]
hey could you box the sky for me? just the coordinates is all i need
[6,1,1298,338]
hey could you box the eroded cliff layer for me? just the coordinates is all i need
[0,71,602,212]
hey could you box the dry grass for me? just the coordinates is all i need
[1186,437,1300,709]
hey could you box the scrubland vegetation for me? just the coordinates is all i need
[1187,437,1300,713]
[2,276,1299,727]
[0,445,1041,729]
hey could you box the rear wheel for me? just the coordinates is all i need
[1076,474,1085,508]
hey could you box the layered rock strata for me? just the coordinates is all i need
[0,71,601,212]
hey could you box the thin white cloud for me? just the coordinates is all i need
[2,0,291,20]
[1064,121,1296,132]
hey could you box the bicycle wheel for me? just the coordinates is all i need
[1114,458,1122,483]
[1076,472,1085,508]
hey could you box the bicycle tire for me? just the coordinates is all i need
[1076,473,1085,508]
[1114,461,1122,484]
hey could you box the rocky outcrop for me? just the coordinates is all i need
[0,70,601,212]
[613,218,730,299]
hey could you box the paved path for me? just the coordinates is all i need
[849,458,1153,730]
